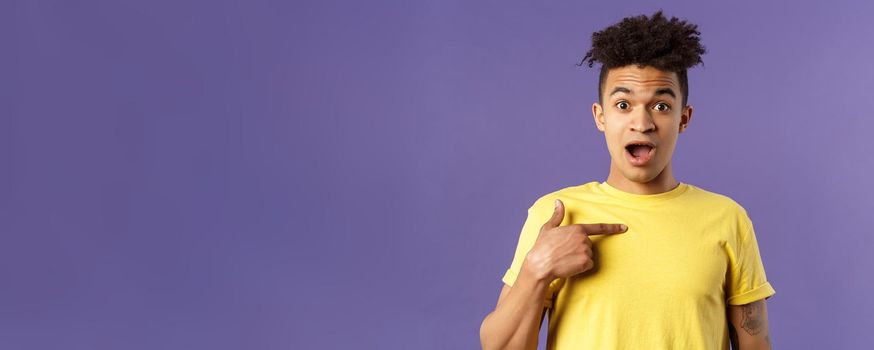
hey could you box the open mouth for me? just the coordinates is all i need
[624,141,655,166]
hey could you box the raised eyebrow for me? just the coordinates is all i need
[654,87,677,99]
[609,86,631,97]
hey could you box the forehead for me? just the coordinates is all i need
[604,65,679,94]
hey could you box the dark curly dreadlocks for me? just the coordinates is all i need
[578,10,706,106]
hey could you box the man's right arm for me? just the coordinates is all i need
[480,198,627,349]
[479,258,551,350]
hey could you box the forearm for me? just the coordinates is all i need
[728,299,772,350]
[740,337,771,350]
[729,323,770,350]
[480,260,551,350]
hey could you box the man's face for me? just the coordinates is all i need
[592,65,693,184]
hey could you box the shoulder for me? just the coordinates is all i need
[685,183,750,217]
[687,184,758,241]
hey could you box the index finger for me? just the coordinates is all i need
[577,223,628,236]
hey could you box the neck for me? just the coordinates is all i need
[605,161,679,195]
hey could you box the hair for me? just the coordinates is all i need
[578,10,706,106]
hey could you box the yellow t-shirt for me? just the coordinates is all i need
[502,181,776,349]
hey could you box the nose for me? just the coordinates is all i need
[629,108,656,133]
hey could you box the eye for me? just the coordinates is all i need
[653,102,671,112]
[615,101,630,110]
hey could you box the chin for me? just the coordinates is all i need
[623,172,657,183]
[621,166,664,183]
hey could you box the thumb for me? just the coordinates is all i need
[542,199,565,230]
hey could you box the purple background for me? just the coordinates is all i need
[4,0,873,349]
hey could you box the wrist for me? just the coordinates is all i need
[521,253,553,283]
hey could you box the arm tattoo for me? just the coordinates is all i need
[740,300,765,335]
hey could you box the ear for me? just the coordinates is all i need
[679,105,693,133]
[592,102,606,132]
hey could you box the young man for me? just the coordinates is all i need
[479,11,775,350]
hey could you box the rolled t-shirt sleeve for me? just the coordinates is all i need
[502,199,565,308]
[725,207,776,305]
